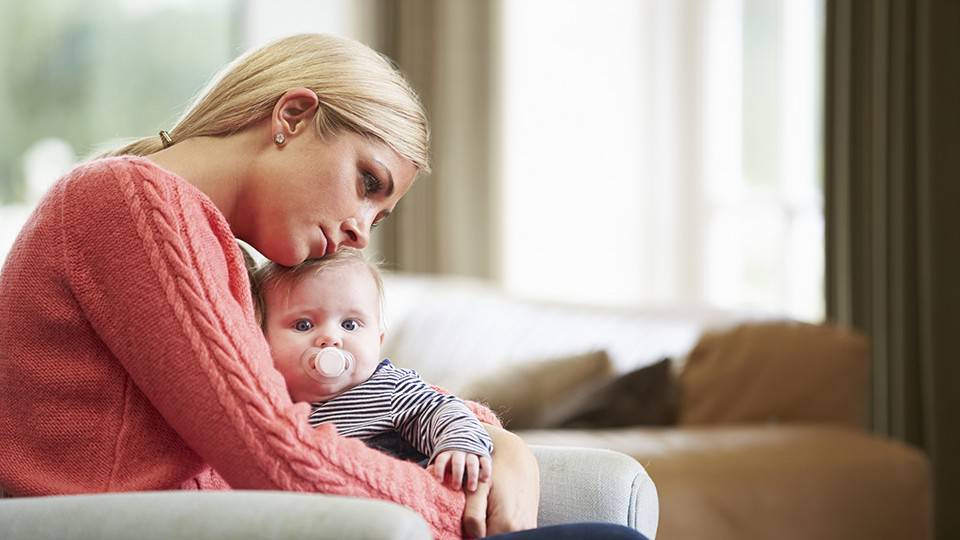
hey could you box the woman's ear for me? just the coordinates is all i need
[271,88,320,140]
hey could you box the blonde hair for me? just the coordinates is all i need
[101,34,430,172]
[250,248,385,331]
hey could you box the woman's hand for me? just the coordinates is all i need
[462,424,540,538]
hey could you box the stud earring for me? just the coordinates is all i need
[274,132,286,145]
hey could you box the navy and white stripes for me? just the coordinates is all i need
[308,360,493,461]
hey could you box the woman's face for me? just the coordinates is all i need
[241,130,417,266]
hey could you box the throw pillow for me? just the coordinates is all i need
[548,357,680,429]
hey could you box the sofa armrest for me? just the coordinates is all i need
[0,491,432,540]
[1,447,660,540]
[530,445,659,539]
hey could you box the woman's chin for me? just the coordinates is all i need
[277,252,307,267]
[263,243,308,267]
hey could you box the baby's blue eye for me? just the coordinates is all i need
[341,319,359,331]
[294,319,313,332]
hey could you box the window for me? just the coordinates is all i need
[0,0,239,263]
[499,0,824,321]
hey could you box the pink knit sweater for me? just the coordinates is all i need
[0,156,498,539]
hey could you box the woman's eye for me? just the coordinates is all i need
[341,319,359,331]
[293,319,313,332]
[363,173,383,195]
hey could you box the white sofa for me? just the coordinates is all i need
[380,273,735,396]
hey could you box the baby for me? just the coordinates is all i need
[250,247,492,491]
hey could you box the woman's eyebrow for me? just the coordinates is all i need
[373,159,395,197]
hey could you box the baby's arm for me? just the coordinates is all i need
[390,370,494,490]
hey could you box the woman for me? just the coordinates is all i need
[0,34,645,539]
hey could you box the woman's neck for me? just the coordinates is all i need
[143,126,264,227]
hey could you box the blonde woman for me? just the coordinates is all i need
[0,34,647,540]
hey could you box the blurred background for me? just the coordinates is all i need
[2,0,958,538]
[0,0,824,321]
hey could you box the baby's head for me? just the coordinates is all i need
[252,248,385,403]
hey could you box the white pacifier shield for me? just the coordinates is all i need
[314,348,351,378]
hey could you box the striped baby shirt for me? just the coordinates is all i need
[308,360,493,461]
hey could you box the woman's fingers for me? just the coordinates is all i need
[462,475,491,539]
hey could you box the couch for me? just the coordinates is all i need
[381,273,933,540]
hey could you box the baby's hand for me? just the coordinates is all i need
[428,450,492,492]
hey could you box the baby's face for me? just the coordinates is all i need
[262,262,384,403]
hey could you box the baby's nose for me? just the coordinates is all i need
[315,334,342,348]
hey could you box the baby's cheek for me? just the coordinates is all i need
[357,354,380,380]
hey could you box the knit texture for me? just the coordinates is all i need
[0,156,500,539]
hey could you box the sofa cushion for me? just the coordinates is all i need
[677,321,869,427]
[460,350,614,430]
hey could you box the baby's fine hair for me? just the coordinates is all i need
[249,248,385,331]
[101,33,429,173]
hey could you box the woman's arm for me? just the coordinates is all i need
[463,424,540,538]
[61,159,466,538]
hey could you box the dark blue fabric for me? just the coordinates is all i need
[484,522,649,539]
[364,430,429,465]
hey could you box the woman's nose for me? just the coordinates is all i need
[340,217,370,249]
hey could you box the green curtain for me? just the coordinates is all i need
[825,1,960,538]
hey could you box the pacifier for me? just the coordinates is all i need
[304,347,353,382]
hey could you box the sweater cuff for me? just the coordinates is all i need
[463,399,500,427]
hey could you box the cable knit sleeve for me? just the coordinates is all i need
[464,399,502,427]
[60,158,465,539]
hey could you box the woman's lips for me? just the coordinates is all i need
[323,232,337,256]
[316,228,336,257]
